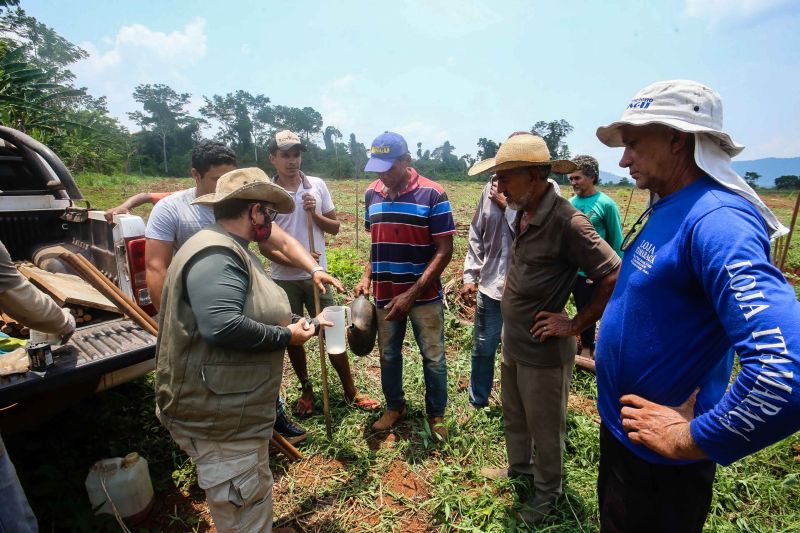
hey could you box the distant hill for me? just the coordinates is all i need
[731,157,800,188]
[597,157,800,188]
[600,170,628,185]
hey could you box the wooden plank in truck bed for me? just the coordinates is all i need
[16,263,120,313]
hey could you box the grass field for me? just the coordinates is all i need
[5,173,800,532]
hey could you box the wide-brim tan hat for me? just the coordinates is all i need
[596,79,744,157]
[468,133,577,176]
[193,167,295,213]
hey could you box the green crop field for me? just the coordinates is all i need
[5,175,799,532]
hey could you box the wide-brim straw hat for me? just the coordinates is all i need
[596,79,744,157]
[468,133,577,176]
[193,167,295,213]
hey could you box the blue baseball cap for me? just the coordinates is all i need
[364,131,409,173]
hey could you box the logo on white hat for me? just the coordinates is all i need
[628,98,654,110]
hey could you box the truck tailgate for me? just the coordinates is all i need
[0,318,155,405]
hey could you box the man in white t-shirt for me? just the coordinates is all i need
[266,130,379,416]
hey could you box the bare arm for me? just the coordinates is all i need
[145,238,175,311]
[384,235,453,321]
[412,235,454,298]
[312,208,340,235]
[354,252,373,297]
[104,192,157,222]
[302,192,340,235]
[532,263,619,341]
[258,224,344,293]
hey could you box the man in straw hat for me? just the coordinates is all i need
[472,132,621,525]
[355,131,456,439]
[594,79,800,532]
[461,169,562,410]
[155,168,333,533]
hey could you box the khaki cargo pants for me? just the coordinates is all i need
[170,432,273,533]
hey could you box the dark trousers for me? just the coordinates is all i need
[571,276,596,350]
[598,425,716,533]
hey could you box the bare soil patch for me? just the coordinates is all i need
[381,460,433,532]
[137,485,215,532]
[569,393,600,421]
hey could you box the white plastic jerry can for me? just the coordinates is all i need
[85,452,154,524]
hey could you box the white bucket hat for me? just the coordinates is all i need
[597,79,787,239]
[596,79,744,157]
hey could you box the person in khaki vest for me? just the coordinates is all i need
[155,168,331,533]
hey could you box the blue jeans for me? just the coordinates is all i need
[0,435,37,533]
[376,301,448,417]
[470,292,503,408]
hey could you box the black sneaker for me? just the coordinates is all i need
[275,407,307,445]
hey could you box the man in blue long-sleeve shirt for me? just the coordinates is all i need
[594,79,800,532]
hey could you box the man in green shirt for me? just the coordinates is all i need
[568,155,623,359]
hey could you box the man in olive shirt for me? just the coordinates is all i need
[469,133,620,525]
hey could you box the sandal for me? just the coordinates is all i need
[346,392,381,411]
[293,382,314,417]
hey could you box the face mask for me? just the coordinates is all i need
[250,206,273,242]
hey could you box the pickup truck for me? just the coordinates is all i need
[0,126,156,426]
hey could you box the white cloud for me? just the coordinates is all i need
[319,75,369,137]
[79,42,121,70]
[320,95,355,136]
[402,0,505,37]
[395,121,450,151]
[745,135,800,159]
[331,74,355,89]
[318,75,450,153]
[80,18,207,74]
[684,0,797,26]
[71,19,208,130]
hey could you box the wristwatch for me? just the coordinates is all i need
[310,266,325,276]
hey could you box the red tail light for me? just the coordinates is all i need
[125,237,156,316]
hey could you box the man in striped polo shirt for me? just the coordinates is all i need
[354,131,455,439]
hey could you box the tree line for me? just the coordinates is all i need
[744,172,800,190]
[0,4,581,182]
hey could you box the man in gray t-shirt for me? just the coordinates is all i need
[145,188,214,250]
[145,141,237,310]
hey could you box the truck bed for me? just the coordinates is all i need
[0,318,156,405]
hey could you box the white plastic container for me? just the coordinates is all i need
[85,452,154,524]
[323,305,351,354]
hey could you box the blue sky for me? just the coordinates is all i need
[22,0,800,177]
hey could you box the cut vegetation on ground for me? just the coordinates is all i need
[6,176,800,532]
